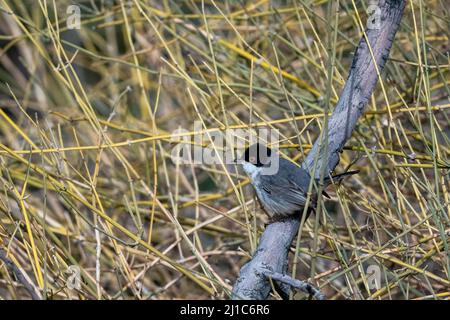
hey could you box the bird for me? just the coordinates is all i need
[238,143,358,221]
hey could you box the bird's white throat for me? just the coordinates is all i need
[242,162,262,181]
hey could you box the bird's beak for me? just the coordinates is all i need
[232,153,243,164]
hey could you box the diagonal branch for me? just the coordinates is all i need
[232,0,407,300]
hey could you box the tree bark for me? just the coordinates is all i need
[232,0,406,300]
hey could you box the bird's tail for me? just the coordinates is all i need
[327,170,359,183]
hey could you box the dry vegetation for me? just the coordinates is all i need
[0,0,449,300]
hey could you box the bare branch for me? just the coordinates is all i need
[232,0,407,300]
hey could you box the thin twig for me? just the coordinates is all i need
[261,268,325,300]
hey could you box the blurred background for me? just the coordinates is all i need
[0,0,449,299]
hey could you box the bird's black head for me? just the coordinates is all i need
[242,143,272,167]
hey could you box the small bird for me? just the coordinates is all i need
[239,143,358,221]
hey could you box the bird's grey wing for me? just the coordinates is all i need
[271,158,309,188]
[257,174,307,216]
[281,160,330,199]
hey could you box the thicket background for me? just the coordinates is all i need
[0,0,448,299]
